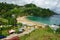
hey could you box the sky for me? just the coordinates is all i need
[0,0,60,14]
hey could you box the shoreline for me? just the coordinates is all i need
[17,16,48,26]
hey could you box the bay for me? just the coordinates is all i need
[27,15,60,25]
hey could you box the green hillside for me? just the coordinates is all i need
[0,2,56,25]
[20,28,60,40]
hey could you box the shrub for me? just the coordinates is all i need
[56,28,60,34]
[47,26,54,33]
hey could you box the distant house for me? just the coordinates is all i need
[8,29,15,34]
[50,24,59,31]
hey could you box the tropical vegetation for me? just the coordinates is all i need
[0,2,60,40]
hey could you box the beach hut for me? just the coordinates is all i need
[50,24,59,31]
[22,22,26,25]
[18,28,25,33]
[27,24,33,27]
[43,24,49,28]
[8,29,15,34]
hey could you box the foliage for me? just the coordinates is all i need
[56,28,60,34]
[0,27,2,35]
[46,26,54,33]
[0,2,55,17]
[1,25,22,36]
[0,18,8,25]
[20,29,58,40]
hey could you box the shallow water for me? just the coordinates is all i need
[27,15,60,25]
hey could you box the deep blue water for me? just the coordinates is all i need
[27,15,60,25]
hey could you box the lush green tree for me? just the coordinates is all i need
[24,3,37,8]
[56,28,60,34]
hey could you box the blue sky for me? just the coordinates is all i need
[0,0,60,13]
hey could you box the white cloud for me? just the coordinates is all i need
[0,0,60,13]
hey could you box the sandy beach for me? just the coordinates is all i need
[17,16,47,26]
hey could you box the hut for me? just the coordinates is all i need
[8,29,15,34]
[50,24,59,31]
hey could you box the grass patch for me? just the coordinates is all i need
[20,28,60,40]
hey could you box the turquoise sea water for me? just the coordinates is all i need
[27,15,60,25]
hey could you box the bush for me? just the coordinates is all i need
[56,28,60,34]
[17,23,22,27]
[47,26,54,33]
[0,28,2,35]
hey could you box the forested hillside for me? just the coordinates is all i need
[0,2,56,25]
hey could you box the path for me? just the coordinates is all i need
[1,27,35,40]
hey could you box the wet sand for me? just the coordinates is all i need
[17,16,47,26]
